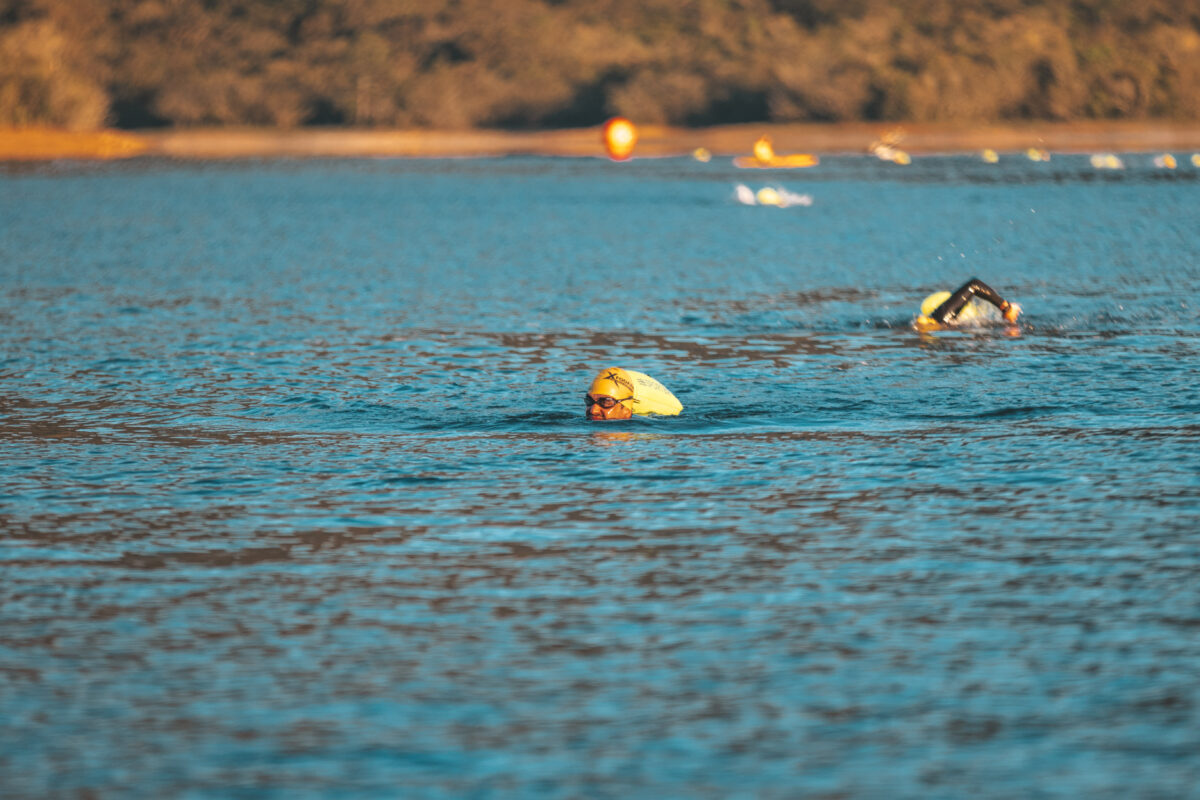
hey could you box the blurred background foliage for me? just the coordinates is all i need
[2,0,1198,130]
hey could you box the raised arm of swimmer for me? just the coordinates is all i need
[919,277,1021,326]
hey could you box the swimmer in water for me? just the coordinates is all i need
[585,367,683,420]
[916,277,1021,329]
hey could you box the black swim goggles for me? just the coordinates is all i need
[585,394,630,409]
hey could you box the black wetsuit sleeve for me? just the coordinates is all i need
[930,277,1010,322]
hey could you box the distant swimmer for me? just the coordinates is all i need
[917,277,1021,329]
[585,367,683,420]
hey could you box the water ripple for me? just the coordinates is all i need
[2,156,1199,798]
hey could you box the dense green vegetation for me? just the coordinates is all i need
[2,0,1198,130]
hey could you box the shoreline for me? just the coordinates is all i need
[5,120,1200,162]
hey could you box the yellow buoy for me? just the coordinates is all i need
[733,153,818,169]
[733,135,820,169]
[982,149,999,163]
[692,147,712,162]
[920,292,952,318]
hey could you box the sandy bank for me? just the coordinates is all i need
[0,128,149,161]
[5,121,1200,162]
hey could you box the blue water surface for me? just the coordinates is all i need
[2,153,1199,798]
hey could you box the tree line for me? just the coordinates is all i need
[2,0,1198,130]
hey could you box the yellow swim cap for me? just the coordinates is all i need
[756,187,781,206]
[753,135,775,163]
[588,367,682,416]
[920,291,951,318]
[589,367,636,405]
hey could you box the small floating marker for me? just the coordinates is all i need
[1026,147,1050,161]
[893,150,911,165]
[692,147,712,163]
[981,148,999,163]
[1191,153,1200,167]
[1153,153,1177,169]
[602,117,638,161]
[1091,153,1124,169]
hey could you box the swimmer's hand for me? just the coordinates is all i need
[1002,302,1021,323]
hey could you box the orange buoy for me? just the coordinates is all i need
[602,117,637,161]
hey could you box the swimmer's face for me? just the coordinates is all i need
[585,393,633,421]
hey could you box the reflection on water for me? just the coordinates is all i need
[2,155,1200,797]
